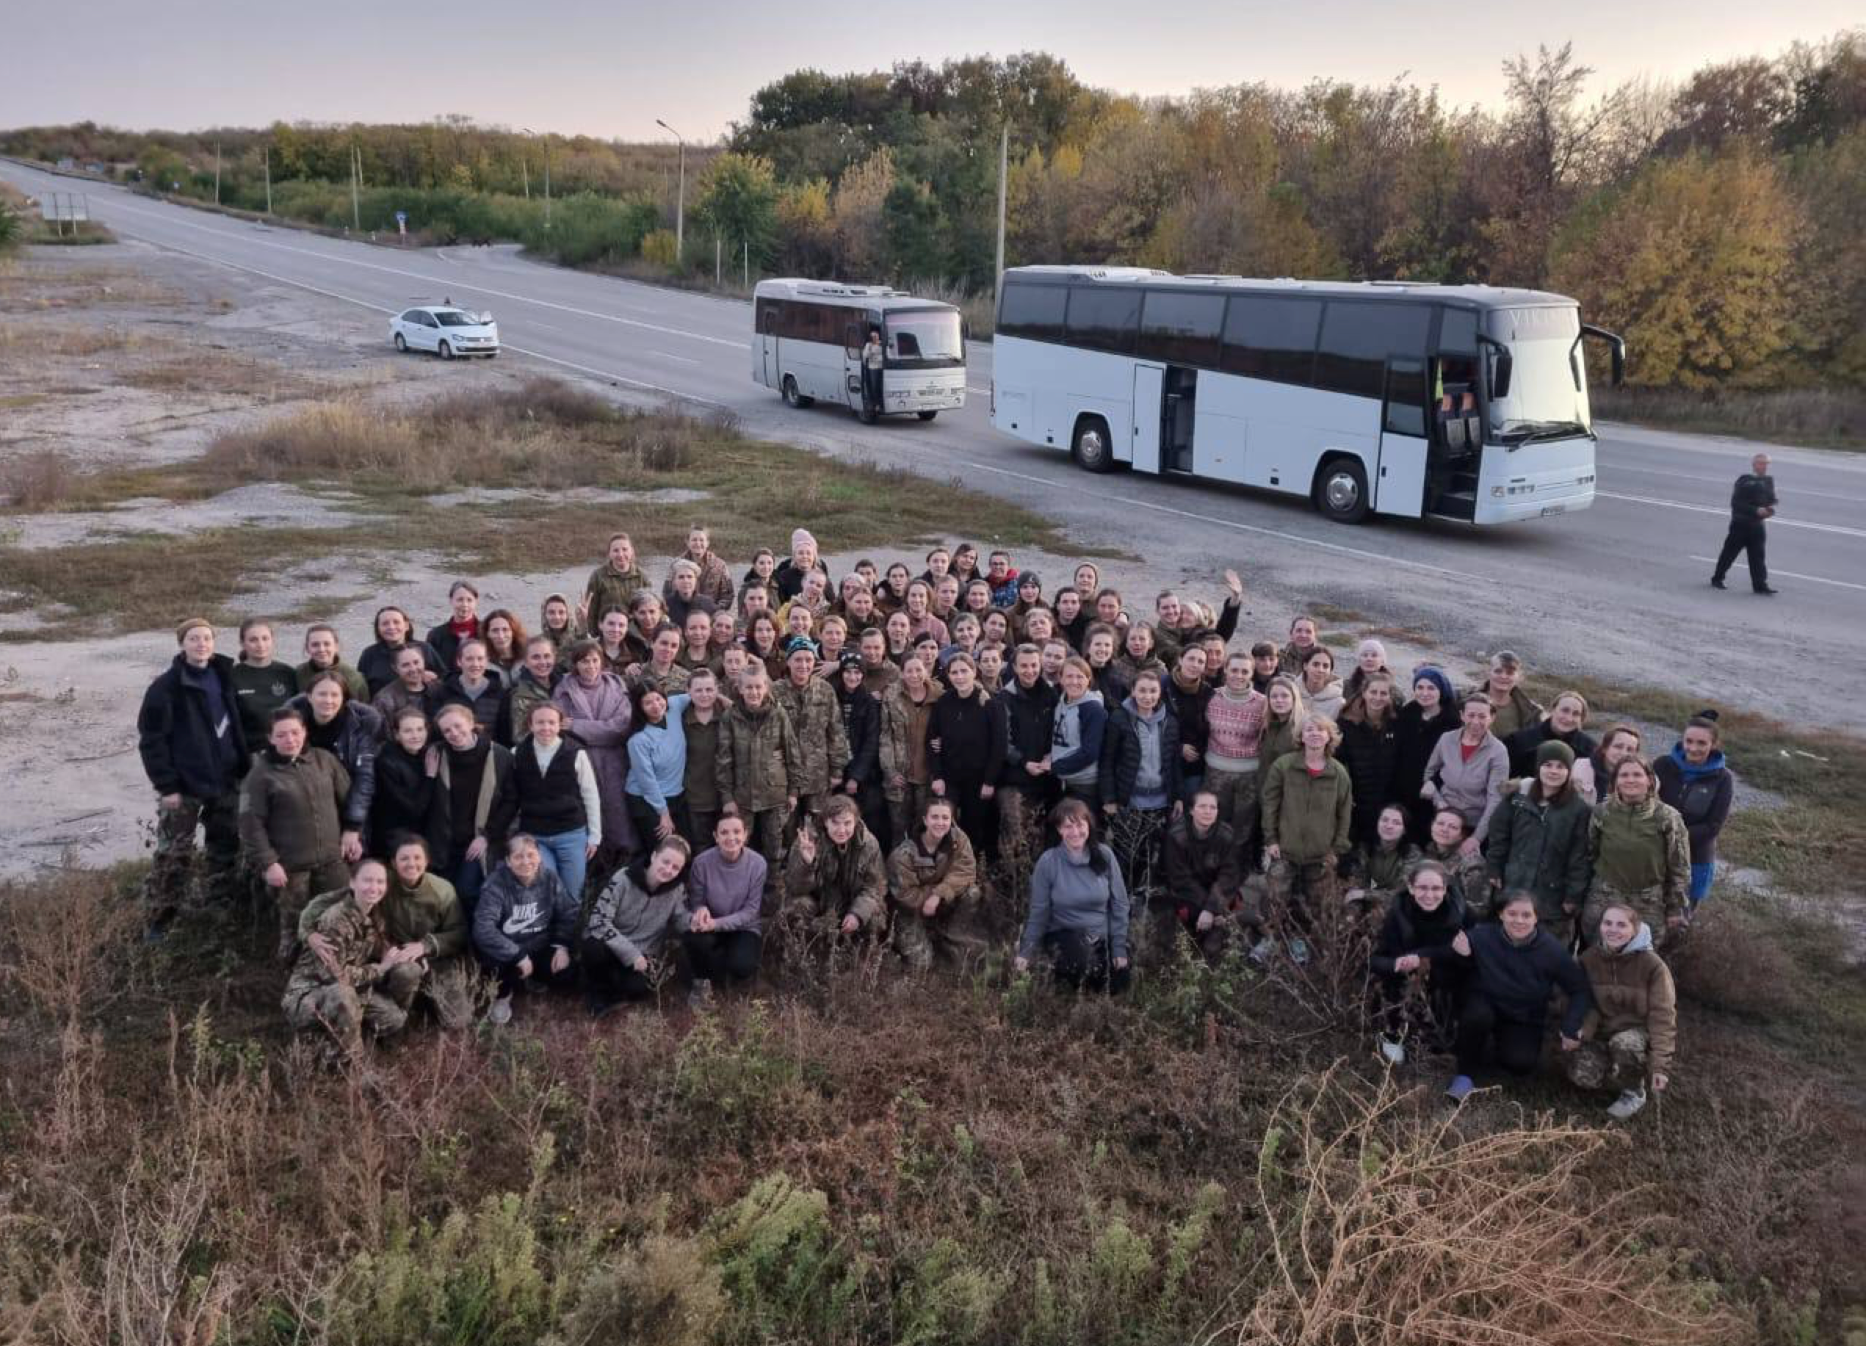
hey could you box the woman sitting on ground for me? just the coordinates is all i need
[683,812,768,1004]
[472,832,580,1026]
[281,858,402,1062]
[1160,788,1246,961]
[1416,806,1490,917]
[1571,902,1677,1120]
[1652,709,1735,910]
[1368,859,1472,1067]
[583,834,694,1013]
[1016,797,1131,994]
[1444,890,1591,1103]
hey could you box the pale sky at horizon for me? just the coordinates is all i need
[4,1,1856,144]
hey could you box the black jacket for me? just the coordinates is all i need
[997,677,1061,786]
[1100,701,1183,807]
[289,695,382,830]
[137,653,250,799]
[1393,701,1455,810]
[1163,816,1241,913]
[836,683,882,788]
[1730,472,1777,523]
[926,689,1007,786]
[1370,888,1472,978]
[1504,720,1600,780]
[1461,923,1591,1034]
[1653,751,1735,866]
[371,742,452,860]
[357,638,444,696]
[1162,674,1213,758]
[1336,715,1400,830]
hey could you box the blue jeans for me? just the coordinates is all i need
[534,828,590,903]
[449,857,487,914]
[1688,861,1715,906]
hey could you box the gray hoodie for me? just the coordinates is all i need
[586,860,691,965]
[1020,842,1130,961]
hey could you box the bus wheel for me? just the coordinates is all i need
[1315,456,1370,524]
[1072,415,1115,474]
[782,375,813,409]
[917,410,938,421]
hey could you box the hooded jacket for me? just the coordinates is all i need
[138,652,250,799]
[1460,921,1591,1034]
[1653,745,1735,866]
[1422,729,1509,839]
[290,694,380,830]
[1101,696,1182,808]
[928,687,1007,788]
[888,826,978,908]
[1163,816,1243,915]
[773,673,851,797]
[834,680,882,789]
[1050,691,1108,789]
[785,821,888,927]
[1579,923,1677,1078]
[997,676,1061,787]
[587,856,692,965]
[472,860,580,965]
[371,740,451,859]
[1484,779,1594,922]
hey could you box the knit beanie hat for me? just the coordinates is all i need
[1535,740,1576,768]
[175,617,214,644]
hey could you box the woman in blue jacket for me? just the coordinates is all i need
[626,687,692,851]
[1652,710,1735,908]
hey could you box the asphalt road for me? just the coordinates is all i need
[5,159,1863,727]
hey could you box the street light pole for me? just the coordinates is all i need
[521,128,551,229]
[656,118,686,262]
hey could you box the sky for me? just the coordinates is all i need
[3,0,1857,142]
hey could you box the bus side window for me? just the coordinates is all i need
[845,323,861,358]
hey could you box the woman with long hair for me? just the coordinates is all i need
[1590,724,1644,805]
[358,605,443,697]
[370,706,451,861]
[1299,646,1344,722]
[1484,741,1594,946]
[481,609,527,675]
[1652,710,1735,910]
[552,639,635,868]
[1570,903,1678,1120]
[1015,797,1131,994]
[1392,666,1455,841]
[926,652,1006,857]
[1444,891,1590,1103]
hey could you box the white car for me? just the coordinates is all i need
[390,304,500,359]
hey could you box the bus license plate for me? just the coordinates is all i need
[1540,503,1566,517]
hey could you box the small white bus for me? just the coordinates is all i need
[989,265,1625,525]
[752,279,967,423]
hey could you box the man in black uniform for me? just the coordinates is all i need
[1711,453,1779,595]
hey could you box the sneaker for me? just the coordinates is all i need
[1445,1074,1475,1104]
[1248,937,1277,967]
[687,978,714,1012]
[1606,1087,1648,1121]
[487,996,513,1026]
[1287,937,1312,966]
[1377,1036,1406,1067]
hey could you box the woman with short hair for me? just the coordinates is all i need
[1015,798,1130,993]
[1420,696,1509,849]
[1052,587,1088,651]
[230,618,298,748]
[1472,650,1543,741]
[1652,710,1735,909]
[358,605,442,697]
[1571,903,1677,1120]
[486,702,604,903]
[441,637,508,737]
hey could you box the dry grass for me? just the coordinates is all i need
[0,449,80,510]
[0,321,136,357]
[1596,386,1866,452]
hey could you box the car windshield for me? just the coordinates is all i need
[885,309,963,368]
[1485,305,1590,443]
[435,310,485,327]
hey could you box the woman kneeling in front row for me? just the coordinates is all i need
[1015,798,1131,994]
[1445,890,1591,1103]
[1570,902,1676,1120]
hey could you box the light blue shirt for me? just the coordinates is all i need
[626,694,690,812]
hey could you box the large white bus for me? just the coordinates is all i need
[752,279,967,423]
[989,265,1625,525]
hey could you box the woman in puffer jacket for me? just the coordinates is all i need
[1570,902,1676,1121]
[1652,710,1735,909]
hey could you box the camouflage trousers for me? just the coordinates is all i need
[272,862,352,963]
[886,784,933,852]
[283,980,409,1059]
[1203,766,1260,852]
[379,957,477,1030]
[145,791,242,920]
[1566,1027,1651,1091]
[892,886,985,972]
[1266,857,1340,926]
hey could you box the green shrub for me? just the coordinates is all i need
[641,227,679,268]
[707,1173,870,1344]
[893,1239,1007,1346]
[0,204,20,252]
[672,1003,802,1144]
[549,1233,725,1346]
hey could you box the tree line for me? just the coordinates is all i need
[3,32,1861,390]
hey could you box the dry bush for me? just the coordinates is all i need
[1229,1066,1749,1346]
[0,448,80,510]
[0,322,131,356]
[1669,903,1805,1020]
[0,867,139,1026]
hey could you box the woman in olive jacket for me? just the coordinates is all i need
[1484,740,1593,947]
[1570,902,1677,1121]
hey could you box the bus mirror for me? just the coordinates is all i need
[1582,324,1627,387]
[1490,349,1513,401]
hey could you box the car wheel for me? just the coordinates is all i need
[917,410,938,421]
[1314,456,1371,524]
[393,332,407,352]
[1072,415,1115,474]
[438,340,455,361]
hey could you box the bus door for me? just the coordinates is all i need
[1163,368,1196,473]
[1131,364,1165,473]
[843,321,864,408]
[760,306,778,388]
[1375,358,1429,518]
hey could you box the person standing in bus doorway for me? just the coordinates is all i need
[861,327,885,421]
[1710,453,1779,595]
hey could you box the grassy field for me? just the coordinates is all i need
[1593,386,1866,453]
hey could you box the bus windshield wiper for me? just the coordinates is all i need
[1497,419,1587,445]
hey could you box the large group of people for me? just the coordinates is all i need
[137,523,1726,1117]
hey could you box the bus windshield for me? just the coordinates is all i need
[1485,305,1591,444]
[886,309,964,369]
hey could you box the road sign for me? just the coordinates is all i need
[39,192,89,223]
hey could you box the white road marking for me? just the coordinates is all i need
[1688,557,1866,593]
[1608,461,1866,503]
[105,196,744,349]
[960,459,1490,582]
[1597,491,1866,539]
[124,235,728,409]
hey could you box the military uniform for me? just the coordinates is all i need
[888,828,982,971]
[281,894,406,1060]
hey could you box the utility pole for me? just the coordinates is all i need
[521,155,529,199]
[214,140,222,205]
[263,145,272,214]
[543,135,551,230]
[715,235,721,287]
[994,122,1007,308]
[656,118,686,262]
[743,239,749,288]
[350,144,361,232]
